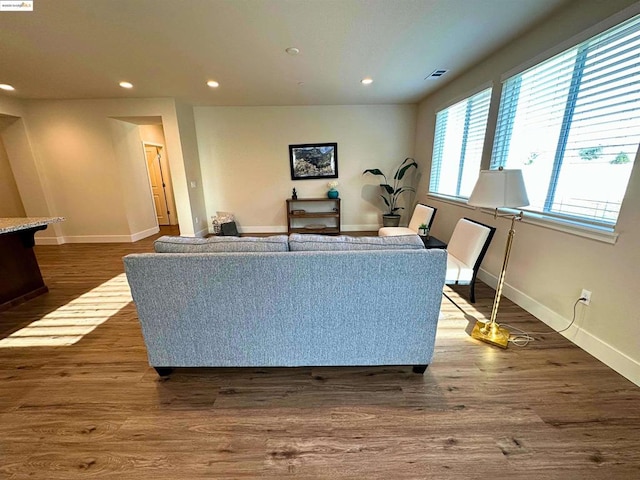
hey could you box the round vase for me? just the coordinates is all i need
[327,189,339,199]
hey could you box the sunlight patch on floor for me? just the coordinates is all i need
[0,273,132,348]
[436,292,490,340]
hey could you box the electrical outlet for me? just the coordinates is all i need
[580,289,592,306]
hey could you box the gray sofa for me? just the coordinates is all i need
[123,234,447,376]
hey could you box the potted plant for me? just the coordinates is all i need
[363,157,418,227]
[418,223,429,237]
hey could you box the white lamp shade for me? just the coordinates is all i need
[468,169,529,208]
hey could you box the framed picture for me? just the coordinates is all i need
[289,143,338,180]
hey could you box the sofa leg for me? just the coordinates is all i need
[412,365,428,374]
[154,367,173,377]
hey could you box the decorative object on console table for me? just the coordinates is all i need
[289,143,338,180]
[286,198,341,235]
[327,180,339,199]
[467,167,529,348]
[292,188,298,199]
[363,157,418,228]
[418,223,429,238]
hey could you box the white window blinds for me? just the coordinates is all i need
[429,88,491,198]
[491,14,640,227]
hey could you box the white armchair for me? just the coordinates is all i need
[379,204,437,237]
[446,218,496,303]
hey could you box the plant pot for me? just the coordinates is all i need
[327,189,339,199]
[382,214,401,227]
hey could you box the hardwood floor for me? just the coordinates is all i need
[1,228,639,479]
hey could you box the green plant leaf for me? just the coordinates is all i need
[394,158,418,180]
[380,184,394,195]
[380,195,390,207]
[363,168,385,176]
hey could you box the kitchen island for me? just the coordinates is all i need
[0,217,63,311]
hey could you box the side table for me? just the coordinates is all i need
[420,235,447,249]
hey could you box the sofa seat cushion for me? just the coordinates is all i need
[154,235,289,253]
[289,233,424,251]
[446,253,474,283]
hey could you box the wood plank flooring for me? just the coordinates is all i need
[1,228,639,479]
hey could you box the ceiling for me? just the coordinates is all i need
[0,0,570,106]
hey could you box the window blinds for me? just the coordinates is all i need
[491,14,640,226]
[429,88,491,198]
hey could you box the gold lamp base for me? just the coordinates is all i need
[471,321,510,349]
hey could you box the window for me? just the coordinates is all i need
[429,88,492,198]
[491,15,640,227]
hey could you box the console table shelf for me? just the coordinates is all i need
[287,198,341,235]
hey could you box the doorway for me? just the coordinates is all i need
[144,143,178,226]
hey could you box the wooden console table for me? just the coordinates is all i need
[0,217,63,311]
[286,198,341,235]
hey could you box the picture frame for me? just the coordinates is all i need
[289,143,338,180]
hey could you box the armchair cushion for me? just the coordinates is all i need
[379,204,436,237]
[444,218,496,303]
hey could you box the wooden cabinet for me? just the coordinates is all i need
[286,198,341,235]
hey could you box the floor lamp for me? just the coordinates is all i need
[467,167,529,348]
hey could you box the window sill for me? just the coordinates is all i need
[517,210,618,245]
[428,193,619,245]
[427,193,475,210]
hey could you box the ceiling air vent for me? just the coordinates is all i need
[425,69,449,80]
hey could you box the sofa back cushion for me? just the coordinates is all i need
[288,233,424,251]
[154,235,289,253]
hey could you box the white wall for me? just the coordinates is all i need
[414,0,640,385]
[108,119,158,240]
[0,101,63,242]
[194,105,418,232]
[0,132,26,217]
[175,102,207,236]
[0,97,204,242]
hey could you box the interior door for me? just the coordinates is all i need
[145,145,170,225]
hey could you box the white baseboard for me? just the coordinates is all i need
[131,226,160,242]
[232,226,287,234]
[194,227,208,238]
[342,224,380,232]
[34,236,65,245]
[42,226,161,244]
[477,269,640,386]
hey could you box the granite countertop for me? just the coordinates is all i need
[0,217,65,235]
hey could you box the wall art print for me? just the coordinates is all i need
[289,143,338,180]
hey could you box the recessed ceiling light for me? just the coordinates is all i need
[361,78,373,85]
[207,80,220,88]
[0,84,16,91]
[285,47,300,55]
[119,81,133,89]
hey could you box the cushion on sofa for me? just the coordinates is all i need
[154,235,289,253]
[288,233,425,251]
